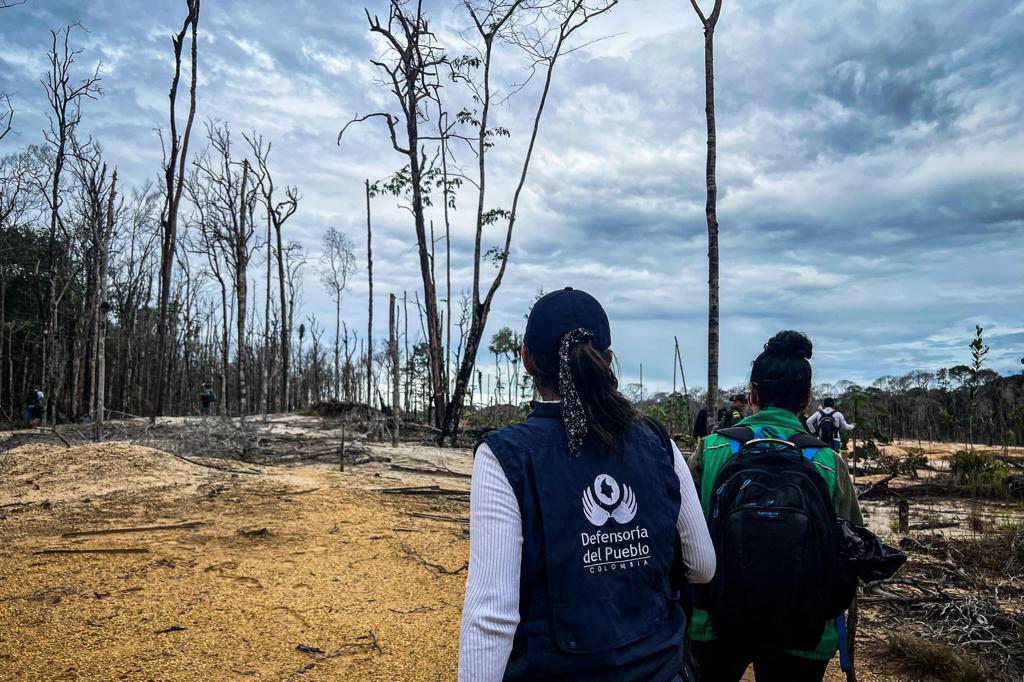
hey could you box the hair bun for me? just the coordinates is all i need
[764,330,812,360]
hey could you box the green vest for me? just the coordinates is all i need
[688,407,840,661]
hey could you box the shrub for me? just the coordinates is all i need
[853,439,880,461]
[950,449,1009,498]
[877,450,929,477]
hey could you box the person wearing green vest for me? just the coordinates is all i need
[687,330,862,682]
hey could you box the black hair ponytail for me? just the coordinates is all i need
[566,343,638,450]
[529,342,638,451]
[750,330,813,414]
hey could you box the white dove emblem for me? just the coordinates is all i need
[582,474,637,526]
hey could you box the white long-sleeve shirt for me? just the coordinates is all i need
[458,440,715,682]
[805,407,855,438]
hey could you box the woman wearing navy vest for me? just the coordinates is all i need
[459,288,715,681]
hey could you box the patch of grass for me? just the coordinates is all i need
[885,634,989,682]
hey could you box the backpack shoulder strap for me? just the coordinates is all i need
[642,416,674,465]
[713,426,756,455]
[790,432,831,461]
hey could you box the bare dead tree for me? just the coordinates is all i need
[246,133,298,413]
[340,2,448,427]
[0,94,12,142]
[41,23,102,424]
[193,123,259,419]
[184,162,232,413]
[152,0,200,423]
[0,1,24,140]
[93,169,117,438]
[441,0,619,443]
[319,227,357,400]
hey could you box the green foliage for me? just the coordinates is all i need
[949,449,1009,498]
[853,439,880,461]
[640,392,691,438]
[878,449,928,477]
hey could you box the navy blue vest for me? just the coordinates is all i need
[484,402,687,681]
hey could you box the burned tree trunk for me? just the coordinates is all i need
[153,0,200,423]
[365,179,373,412]
[93,170,116,439]
[390,293,400,447]
[689,0,723,434]
[235,161,250,420]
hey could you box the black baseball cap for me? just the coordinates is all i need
[524,287,611,355]
[729,394,748,403]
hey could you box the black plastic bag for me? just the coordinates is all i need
[838,518,907,583]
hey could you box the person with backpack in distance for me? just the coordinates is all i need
[805,397,855,453]
[25,386,43,426]
[199,382,217,416]
[458,287,716,682]
[687,331,861,682]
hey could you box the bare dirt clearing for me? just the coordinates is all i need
[1,424,1019,681]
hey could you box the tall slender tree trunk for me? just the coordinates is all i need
[262,212,272,417]
[153,1,200,423]
[334,295,341,399]
[93,171,116,440]
[389,293,399,447]
[274,223,288,412]
[235,162,250,421]
[689,0,723,433]
[365,179,373,413]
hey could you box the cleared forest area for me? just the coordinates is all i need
[1,419,1022,681]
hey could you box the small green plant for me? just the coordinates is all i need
[853,439,880,461]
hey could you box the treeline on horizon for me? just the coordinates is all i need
[637,354,1024,449]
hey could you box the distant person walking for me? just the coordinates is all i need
[693,406,710,439]
[199,382,217,416]
[716,394,749,429]
[459,287,715,682]
[688,331,861,682]
[805,397,855,452]
[25,386,44,426]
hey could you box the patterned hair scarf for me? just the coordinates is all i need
[559,327,595,454]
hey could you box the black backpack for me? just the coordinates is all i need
[814,409,838,444]
[700,426,855,651]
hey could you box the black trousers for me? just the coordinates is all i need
[692,640,829,682]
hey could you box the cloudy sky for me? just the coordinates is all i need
[2,0,1022,394]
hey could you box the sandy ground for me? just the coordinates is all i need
[2,430,1014,681]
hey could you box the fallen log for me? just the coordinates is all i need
[378,485,469,498]
[403,512,470,524]
[857,474,897,499]
[908,521,959,531]
[396,535,468,575]
[34,547,149,555]
[859,594,950,605]
[62,521,203,538]
[390,464,471,479]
